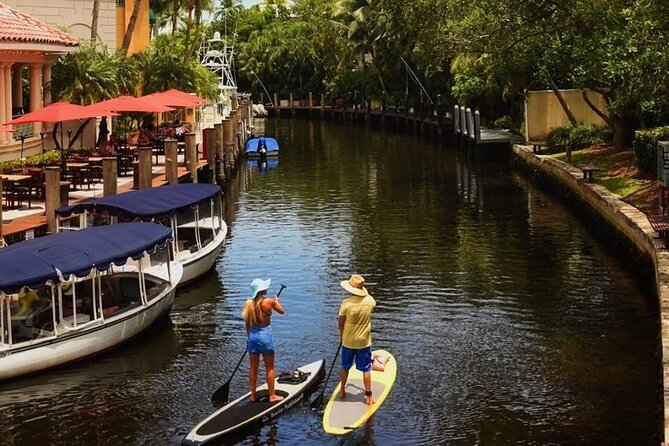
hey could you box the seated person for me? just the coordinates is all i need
[99,136,118,156]
[16,286,43,317]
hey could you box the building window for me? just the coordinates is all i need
[116,0,124,6]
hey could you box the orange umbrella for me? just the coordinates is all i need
[84,95,175,114]
[159,89,208,107]
[4,101,104,125]
[141,92,196,108]
[4,102,117,165]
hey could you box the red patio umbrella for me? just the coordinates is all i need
[4,102,115,167]
[85,96,175,151]
[84,95,175,114]
[159,89,208,107]
[141,92,196,108]
[4,101,101,125]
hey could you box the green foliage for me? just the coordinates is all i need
[546,127,572,153]
[0,150,61,173]
[632,126,669,176]
[492,115,521,134]
[569,124,609,149]
[547,124,608,153]
[51,42,122,104]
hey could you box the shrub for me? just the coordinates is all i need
[493,115,514,130]
[633,126,669,176]
[546,124,608,154]
[569,124,607,149]
[546,126,572,153]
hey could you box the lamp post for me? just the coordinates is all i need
[20,135,25,160]
[40,130,45,154]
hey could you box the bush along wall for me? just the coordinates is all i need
[633,126,669,176]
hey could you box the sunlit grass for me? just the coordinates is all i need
[598,177,646,198]
[550,150,646,197]
[552,150,619,170]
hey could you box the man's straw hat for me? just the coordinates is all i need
[340,274,368,297]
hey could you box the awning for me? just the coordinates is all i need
[55,183,221,220]
[0,222,172,294]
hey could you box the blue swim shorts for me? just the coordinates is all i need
[341,346,372,372]
[247,325,275,354]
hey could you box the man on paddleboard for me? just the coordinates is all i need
[338,274,377,405]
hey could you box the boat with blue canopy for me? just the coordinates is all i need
[55,183,227,285]
[245,136,279,158]
[0,222,182,380]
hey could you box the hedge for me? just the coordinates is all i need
[632,126,669,176]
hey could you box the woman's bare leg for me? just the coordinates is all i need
[263,353,284,402]
[249,353,260,401]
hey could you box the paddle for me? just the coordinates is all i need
[310,340,342,410]
[211,284,286,405]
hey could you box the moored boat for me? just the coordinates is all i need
[245,136,279,158]
[0,222,183,380]
[55,183,227,286]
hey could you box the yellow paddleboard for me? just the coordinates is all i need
[322,349,396,435]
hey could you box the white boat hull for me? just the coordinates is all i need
[177,221,227,286]
[0,264,183,380]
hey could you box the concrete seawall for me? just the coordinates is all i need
[513,144,669,442]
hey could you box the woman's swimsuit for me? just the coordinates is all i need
[246,299,275,353]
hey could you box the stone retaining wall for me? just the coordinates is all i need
[513,144,669,442]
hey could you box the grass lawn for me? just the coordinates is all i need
[552,148,648,197]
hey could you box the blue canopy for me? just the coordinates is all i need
[0,222,172,295]
[245,137,279,154]
[56,183,221,220]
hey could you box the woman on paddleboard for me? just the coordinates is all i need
[242,278,286,403]
[338,274,377,405]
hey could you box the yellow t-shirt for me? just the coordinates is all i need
[339,294,376,349]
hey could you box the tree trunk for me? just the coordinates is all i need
[184,0,203,64]
[548,74,578,126]
[581,90,611,126]
[121,0,143,55]
[70,119,92,148]
[612,110,626,151]
[91,0,100,42]
[171,2,180,36]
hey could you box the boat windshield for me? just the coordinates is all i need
[1,285,54,345]
[0,270,169,349]
[175,206,201,254]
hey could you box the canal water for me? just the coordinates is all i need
[0,119,661,445]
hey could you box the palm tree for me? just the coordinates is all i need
[121,0,143,55]
[91,0,100,42]
[50,43,123,148]
[333,0,390,95]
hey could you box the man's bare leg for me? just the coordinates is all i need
[362,371,375,405]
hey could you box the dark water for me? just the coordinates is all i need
[0,119,661,445]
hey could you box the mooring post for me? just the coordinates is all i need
[138,146,153,189]
[186,132,198,183]
[102,157,117,197]
[45,166,61,233]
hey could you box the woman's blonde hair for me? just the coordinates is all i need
[242,294,265,326]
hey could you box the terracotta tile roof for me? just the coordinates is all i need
[0,2,78,46]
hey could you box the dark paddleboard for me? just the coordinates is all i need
[182,359,324,445]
